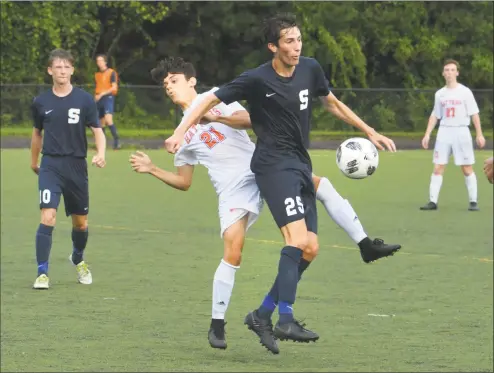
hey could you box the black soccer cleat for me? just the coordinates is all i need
[273,319,319,343]
[208,319,227,350]
[420,201,438,210]
[244,310,279,354]
[359,237,401,264]
[468,202,479,211]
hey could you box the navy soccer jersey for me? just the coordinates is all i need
[214,57,330,174]
[31,87,99,158]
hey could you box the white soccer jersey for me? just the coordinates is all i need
[432,84,480,127]
[174,88,256,195]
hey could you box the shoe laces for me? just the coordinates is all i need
[293,318,309,331]
[77,262,90,275]
[373,238,384,245]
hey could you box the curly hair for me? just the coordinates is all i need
[150,57,196,84]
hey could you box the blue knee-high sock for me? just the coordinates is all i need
[36,224,54,275]
[277,246,302,324]
[71,228,88,265]
[108,124,119,139]
[258,258,311,320]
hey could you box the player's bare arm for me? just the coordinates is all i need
[30,128,42,175]
[130,151,194,191]
[90,127,106,168]
[203,110,252,129]
[471,114,485,148]
[165,92,221,153]
[321,92,397,152]
[95,82,117,102]
[421,114,439,149]
[484,157,493,184]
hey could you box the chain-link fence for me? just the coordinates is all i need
[1,84,492,132]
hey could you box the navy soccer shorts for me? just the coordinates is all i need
[255,168,317,233]
[38,156,89,216]
[97,95,114,118]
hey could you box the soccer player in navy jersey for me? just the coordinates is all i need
[165,14,398,354]
[31,49,106,290]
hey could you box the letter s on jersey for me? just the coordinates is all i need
[299,89,309,110]
[68,108,80,124]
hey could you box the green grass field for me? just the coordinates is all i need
[1,149,493,372]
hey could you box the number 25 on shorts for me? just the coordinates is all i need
[285,196,304,216]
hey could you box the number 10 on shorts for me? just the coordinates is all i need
[285,196,304,216]
[40,189,51,204]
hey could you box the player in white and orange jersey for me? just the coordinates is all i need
[130,57,400,351]
[421,59,486,211]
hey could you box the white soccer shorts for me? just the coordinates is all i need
[218,173,263,238]
[433,126,475,166]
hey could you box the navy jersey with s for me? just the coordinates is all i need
[214,57,330,174]
[32,87,99,158]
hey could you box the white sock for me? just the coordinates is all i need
[465,173,478,203]
[212,259,239,320]
[429,174,443,204]
[316,177,367,244]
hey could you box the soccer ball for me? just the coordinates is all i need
[336,137,379,179]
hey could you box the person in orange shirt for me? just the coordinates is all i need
[95,54,120,149]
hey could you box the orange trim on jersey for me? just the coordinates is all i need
[94,68,118,95]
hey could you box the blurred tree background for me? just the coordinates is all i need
[1,1,492,131]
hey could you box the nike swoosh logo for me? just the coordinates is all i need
[265,93,276,97]
[45,110,53,114]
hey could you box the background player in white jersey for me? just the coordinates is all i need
[421,59,486,211]
[131,57,400,351]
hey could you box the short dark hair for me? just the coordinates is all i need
[96,54,108,63]
[150,57,196,84]
[444,59,460,71]
[48,48,74,67]
[263,13,299,46]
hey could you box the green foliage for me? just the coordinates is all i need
[1,2,492,132]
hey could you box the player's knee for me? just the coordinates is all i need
[304,233,319,260]
[73,221,88,231]
[433,165,445,175]
[461,165,473,176]
[286,235,309,252]
[305,242,319,260]
[224,249,242,267]
[312,174,321,191]
[223,241,243,266]
[223,234,244,266]
[105,114,113,124]
[72,215,88,231]
[281,220,310,250]
[40,208,57,226]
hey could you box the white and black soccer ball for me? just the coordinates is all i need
[336,137,379,179]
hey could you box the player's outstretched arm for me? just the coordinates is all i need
[204,110,252,129]
[321,93,396,152]
[165,93,221,154]
[90,127,106,168]
[30,128,42,175]
[129,151,194,191]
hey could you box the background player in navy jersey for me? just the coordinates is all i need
[30,49,106,290]
[165,14,398,353]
